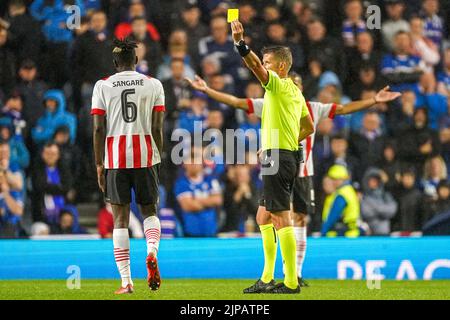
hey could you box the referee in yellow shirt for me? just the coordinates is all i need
[231,21,314,294]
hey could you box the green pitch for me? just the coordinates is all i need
[0,279,449,300]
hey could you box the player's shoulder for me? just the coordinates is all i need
[144,75,163,88]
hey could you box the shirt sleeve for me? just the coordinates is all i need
[174,178,192,199]
[153,80,166,112]
[262,70,281,93]
[90,80,106,116]
[310,101,337,120]
[247,98,263,118]
[301,99,310,118]
[321,195,347,235]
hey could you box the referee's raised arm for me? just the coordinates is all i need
[231,21,269,85]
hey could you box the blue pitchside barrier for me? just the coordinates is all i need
[0,237,449,280]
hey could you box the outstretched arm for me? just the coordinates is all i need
[335,86,401,115]
[185,75,249,110]
[231,21,269,85]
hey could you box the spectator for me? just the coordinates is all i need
[30,0,86,87]
[156,30,196,81]
[302,58,323,100]
[97,201,114,238]
[424,179,450,224]
[420,0,445,47]
[346,32,382,89]
[0,141,24,192]
[349,112,385,176]
[53,126,81,185]
[320,134,361,184]
[382,0,410,51]
[0,166,24,238]
[31,142,73,226]
[392,168,424,232]
[71,10,115,112]
[174,147,223,237]
[437,48,450,98]
[398,108,441,174]
[16,59,47,127]
[222,164,259,233]
[173,3,209,66]
[264,21,304,72]
[0,26,16,98]
[360,168,398,235]
[30,221,50,236]
[162,57,192,133]
[198,15,241,84]
[381,31,426,93]
[376,141,402,193]
[5,0,43,67]
[177,91,208,135]
[421,155,448,200]
[410,16,440,72]
[306,19,346,81]
[114,1,160,42]
[128,15,163,76]
[389,90,417,134]
[341,0,366,48]
[0,123,29,171]
[31,89,77,147]
[321,165,361,237]
[1,91,27,138]
[348,65,385,102]
[51,209,84,235]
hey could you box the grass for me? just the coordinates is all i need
[0,279,449,300]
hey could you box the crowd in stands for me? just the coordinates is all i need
[0,0,449,238]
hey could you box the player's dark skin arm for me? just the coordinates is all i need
[335,86,401,115]
[298,113,315,143]
[151,110,164,155]
[93,114,106,193]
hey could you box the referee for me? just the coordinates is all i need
[231,21,314,294]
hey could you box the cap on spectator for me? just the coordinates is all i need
[328,165,350,180]
[319,71,341,89]
[20,59,36,70]
[192,91,208,100]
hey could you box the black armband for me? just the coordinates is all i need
[235,40,251,57]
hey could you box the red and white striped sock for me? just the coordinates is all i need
[144,216,161,256]
[294,226,307,278]
[113,228,133,287]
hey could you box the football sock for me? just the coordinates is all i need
[144,216,161,256]
[278,226,299,289]
[294,226,307,278]
[259,223,277,284]
[113,228,133,287]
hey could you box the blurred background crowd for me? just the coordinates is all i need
[0,0,449,239]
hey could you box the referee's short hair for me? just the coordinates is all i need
[261,46,293,71]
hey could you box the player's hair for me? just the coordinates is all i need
[261,46,293,71]
[112,37,138,68]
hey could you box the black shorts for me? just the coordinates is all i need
[292,176,316,215]
[260,149,300,212]
[105,165,160,205]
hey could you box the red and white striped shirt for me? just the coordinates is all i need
[247,98,337,177]
[91,71,165,169]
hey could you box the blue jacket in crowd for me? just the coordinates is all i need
[30,0,86,43]
[32,89,77,145]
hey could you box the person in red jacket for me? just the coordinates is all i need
[114,2,160,42]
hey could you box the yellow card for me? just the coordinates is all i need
[227,9,239,23]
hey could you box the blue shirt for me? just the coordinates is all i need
[175,174,221,237]
[0,190,23,226]
[438,71,450,93]
[381,54,423,92]
[421,13,445,47]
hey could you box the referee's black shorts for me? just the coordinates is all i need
[105,164,160,205]
[292,176,316,215]
[260,149,300,213]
